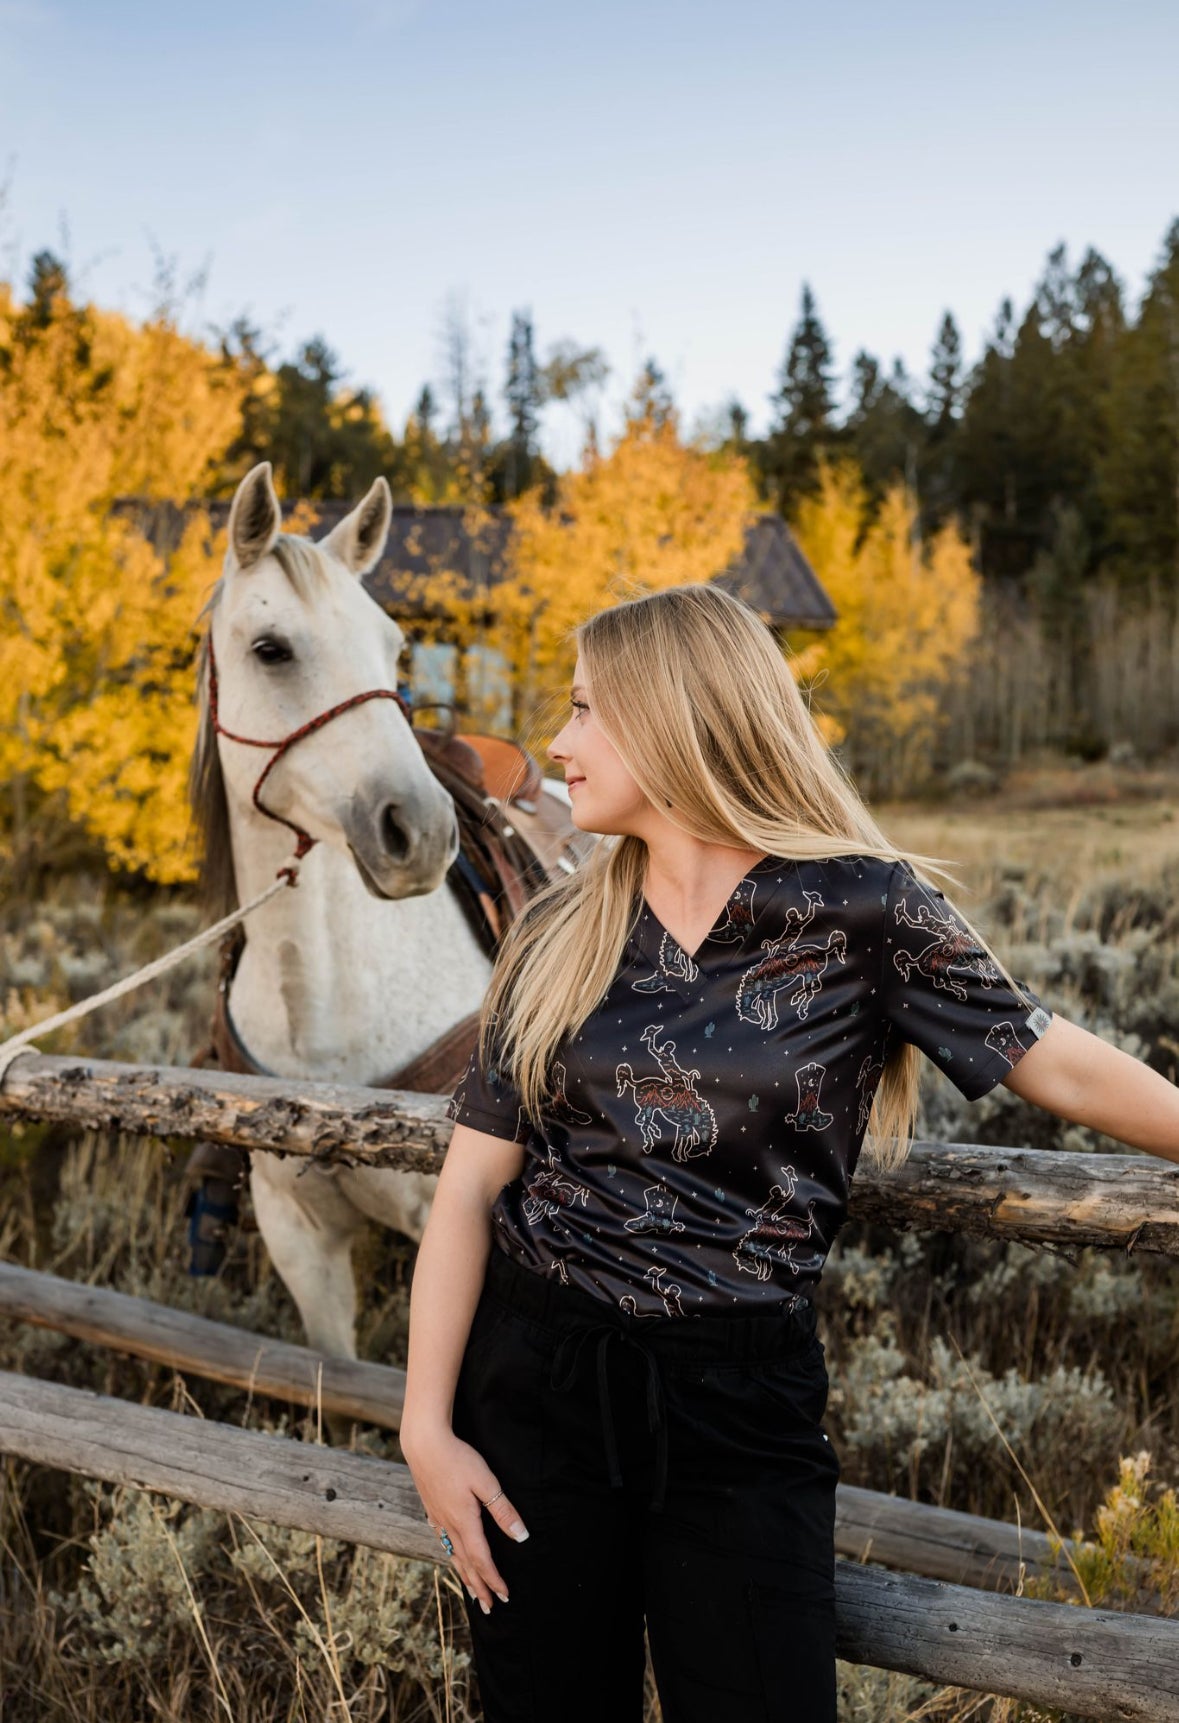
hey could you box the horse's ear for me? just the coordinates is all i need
[227,462,282,570]
[322,476,393,577]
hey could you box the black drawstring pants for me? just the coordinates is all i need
[450,1244,839,1722]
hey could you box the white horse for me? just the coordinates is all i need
[194,461,567,1363]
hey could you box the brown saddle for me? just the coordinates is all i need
[193,723,594,1109]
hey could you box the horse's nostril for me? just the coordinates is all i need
[380,804,410,861]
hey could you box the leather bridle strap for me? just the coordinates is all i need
[205,631,415,878]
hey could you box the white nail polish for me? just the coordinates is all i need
[495,1590,509,1603]
[479,1598,491,1615]
[509,1521,529,1542]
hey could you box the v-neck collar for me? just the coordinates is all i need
[626,853,786,990]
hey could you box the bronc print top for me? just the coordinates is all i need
[446,854,1053,1317]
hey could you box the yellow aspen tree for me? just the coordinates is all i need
[791,459,980,794]
[498,397,757,732]
[0,279,243,880]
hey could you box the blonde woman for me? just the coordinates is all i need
[401,584,1179,1722]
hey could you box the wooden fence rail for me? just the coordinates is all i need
[0,1370,1175,1721]
[4,1052,1177,1712]
[0,1259,1100,1598]
[3,1051,1179,1253]
[0,1260,406,1429]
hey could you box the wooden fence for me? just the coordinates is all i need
[1,1050,1178,1718]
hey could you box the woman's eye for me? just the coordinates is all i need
[253,637,293,665]
[571,699,588,718]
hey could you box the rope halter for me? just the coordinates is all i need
[205,631,415,882]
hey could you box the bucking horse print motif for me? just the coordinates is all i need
[737,927,847,1027]
[892,891,1001,1003]
[616,1024,718,1161]
[521,1145,591,1226]
[733,1165,820,1282]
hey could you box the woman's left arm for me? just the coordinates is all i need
[1003,1014,1179,1164]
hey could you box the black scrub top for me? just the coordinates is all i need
[445,854,1052,1317]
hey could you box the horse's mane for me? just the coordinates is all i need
[189,536,330,920]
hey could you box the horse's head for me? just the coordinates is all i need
[201,462,459,903]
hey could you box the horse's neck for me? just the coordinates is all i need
[227,818,493,1084]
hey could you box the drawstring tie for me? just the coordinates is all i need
[549,1323,670,1513]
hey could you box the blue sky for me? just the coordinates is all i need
[2,0,1176,463]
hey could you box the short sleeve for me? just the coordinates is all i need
[881,861,1053,1101]
[445,1038,532,1144]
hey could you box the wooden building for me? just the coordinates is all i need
[125,500,836,728]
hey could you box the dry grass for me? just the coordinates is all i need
[3,774,1179,1719]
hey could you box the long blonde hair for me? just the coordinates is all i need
[480,583,1025,1170]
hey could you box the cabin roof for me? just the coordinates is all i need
[122,499,836,632]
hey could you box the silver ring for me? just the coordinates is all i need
[438,1529,455,1557]
[481,1489,504,1508]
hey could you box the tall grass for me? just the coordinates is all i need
[2,827,1179,1718]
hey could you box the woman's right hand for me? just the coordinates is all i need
[402,1424,530,1613]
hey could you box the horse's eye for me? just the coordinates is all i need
[252,637,293,665]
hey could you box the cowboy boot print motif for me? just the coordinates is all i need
[623,1184,687,1236]
[855,1050,886,1136]
[549,1059,594,1126]
[984,1020,1030,1066]
[632,930,699,994]
[784,1060,833,1131]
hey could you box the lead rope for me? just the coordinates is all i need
[0,627,419,1091]
[0,861,305,1088]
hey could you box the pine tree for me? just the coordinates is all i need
[1099,220,1179,589]
[26,250,71,326]
[503,309,541,498]
[920,313,964,530]
[927,313,964,426]
[845,352,923,509]
[627,357,675,430]
[765,283,837,514]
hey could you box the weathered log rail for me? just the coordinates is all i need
[0,1370,1175,1721]
[0,1258,1101,1598]
[3,1050,1178,1253]
[0,1260,406,1429]
[4,1051,1177,1712]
